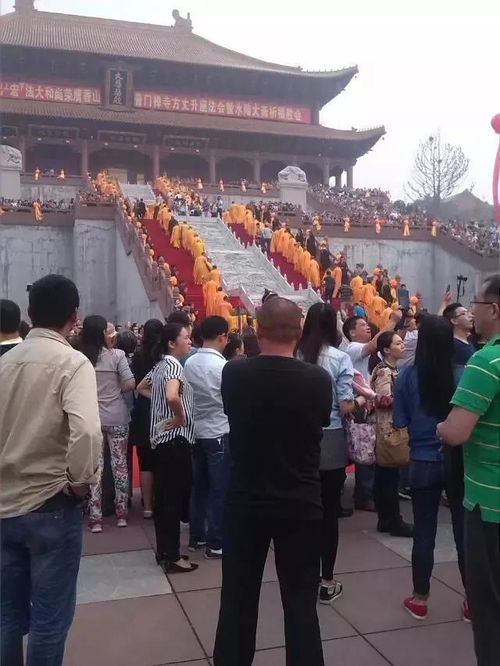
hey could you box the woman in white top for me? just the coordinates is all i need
[79,316,135,532]
[298,303,357,605]
[137,323,198,574]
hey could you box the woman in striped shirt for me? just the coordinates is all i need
[137,322,198,573]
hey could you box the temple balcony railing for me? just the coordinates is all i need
[282,215,498,274]
[21,173,86,187]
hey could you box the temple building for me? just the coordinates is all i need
[0,0,385,186]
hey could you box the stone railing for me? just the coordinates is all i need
[289,218,498,274]
[74,202,116,220]
[0,208,74,226]
[114,203,173,317]
[21,173,85,187]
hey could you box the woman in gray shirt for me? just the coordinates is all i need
[79,316,135,532]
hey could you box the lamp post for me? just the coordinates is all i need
[456,274,468,302]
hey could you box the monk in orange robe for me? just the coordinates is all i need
[294,245,304,272]
[193,253,212,285]
[350,274,364,304]
[403,218,411,236]
[218,297,234,328]
[192,237,205,259]
[431,220,438,237]
[33,200,43,223]
[285,235,296,262]
[371,294,387,328]
[210,265,222,288]
[170,224,182,248]
[361,279,377,318]
[300,250,312,278]
[379,305,394,329]
[343,216,350,232]
[203,279,218,316]
[270,229,281,254]
[159,206,172,231]
[332,264,342,299]
[245,209,257,237]
[213,288,226,314]
[308,259,321,288]
[182,227,194,251]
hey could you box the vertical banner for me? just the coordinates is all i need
[108,70,129,107]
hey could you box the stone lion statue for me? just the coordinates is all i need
[278,165,307,184]
[0,145,22,170]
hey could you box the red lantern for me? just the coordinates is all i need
[493,115,500,222]
[491,114,500,134]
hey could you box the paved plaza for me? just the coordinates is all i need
[66,482,475,666]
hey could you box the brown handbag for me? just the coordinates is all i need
[376,424,410,467]
[372,363,410,467]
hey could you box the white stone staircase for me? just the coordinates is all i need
[181,216,320,314]
[119,183,156,204]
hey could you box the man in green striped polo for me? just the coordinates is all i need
[438,274,500,666]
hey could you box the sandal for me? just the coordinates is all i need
[163,560,199,574]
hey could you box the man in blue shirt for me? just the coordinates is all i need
[184,316,230,559]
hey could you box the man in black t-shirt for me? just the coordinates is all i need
[213,297,332,666]
[443,302,476,366]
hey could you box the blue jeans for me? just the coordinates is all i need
[409,460,464,598]
[1,492,83,666]
[189,435,230,551]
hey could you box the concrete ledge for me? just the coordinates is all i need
[0,210,74,227]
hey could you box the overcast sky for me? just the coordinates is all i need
[2,0,498,201]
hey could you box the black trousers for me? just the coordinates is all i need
[152,437,192,562]
[374,465,401,530]
[320,468,346,581]
[213,510,324,666]
[465,506,500,666]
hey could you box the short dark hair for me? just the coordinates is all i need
[116,330,138,356]
[483,274,500,303]
[342,316,364,341]
[223,332,243,360]
[442,303,462,320]
[0,299,21,334]
[28,274,79,329]
[256,297,302,343]
[167,310,192,328]
[200,316,229,341]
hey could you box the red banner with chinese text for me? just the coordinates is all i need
[0,81,102,105]
[134,90,311,124]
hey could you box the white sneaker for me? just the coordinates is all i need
[90,524,103,534]
[117,518,128,528]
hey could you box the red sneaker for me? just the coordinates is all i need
[403,596,428,620]
[463,600,472,623]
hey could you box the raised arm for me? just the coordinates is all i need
[360,309,403,358]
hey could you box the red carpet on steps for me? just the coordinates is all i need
[144,218,206,318]
[269,253,307,290]
[228,222,307,289]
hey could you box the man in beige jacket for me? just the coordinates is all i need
[0,274,101,666]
